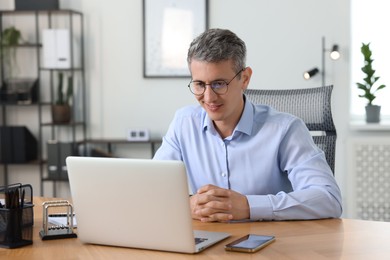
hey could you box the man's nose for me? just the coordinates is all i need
[203,85,218,101]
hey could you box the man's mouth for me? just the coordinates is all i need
[205,103,222,112]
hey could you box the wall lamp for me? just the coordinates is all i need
[303,36,340,85]
[303,68,319,80]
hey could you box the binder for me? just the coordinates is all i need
[60,142,74,180]
[0,126,37,163]
[12,126,38,163]
[47,141,77,180]
[0,127,12,163]
[15,0,59,11]
[47,140,60,179]
[12,127,25,163]
[42,29,71,69]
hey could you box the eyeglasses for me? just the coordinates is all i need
[188,68,245,96]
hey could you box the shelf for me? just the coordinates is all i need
[0,9,86,197]
[0,9,82,15]
[38,102,52,106]
[84,138,162,157]
[85,138,162,144]
[0,160,41,166]
[350,119,390,131]
[42,177,68,182]
[0,102,39,106]
[39,67,84,71]
[41,121,85,127]
[0,43,42,48]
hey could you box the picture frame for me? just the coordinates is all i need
[143,0,209,78]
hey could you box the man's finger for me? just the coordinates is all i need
[197,185,230,197]
[200,213,233,223]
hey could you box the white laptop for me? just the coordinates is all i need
[66,156,230,253]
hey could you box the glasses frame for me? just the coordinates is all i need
[188,68,245,96]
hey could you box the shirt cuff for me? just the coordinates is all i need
[246,195,274,221]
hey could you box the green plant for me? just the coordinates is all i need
[56,72,73,105]
[1,26,22,46]
[356,43,386,105]
[1,26,23,78]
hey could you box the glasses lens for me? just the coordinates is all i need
[188,78,231,95]
[189,81,205,95]
[211,81,228,94]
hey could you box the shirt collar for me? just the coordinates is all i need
[235,95,253,135]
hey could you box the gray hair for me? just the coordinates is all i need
[187,28,246,73]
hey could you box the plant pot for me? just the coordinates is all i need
[365,105,381,123]
[51,104,71,124]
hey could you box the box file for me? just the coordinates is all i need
[47,141,77,180]
[15,0,59,11]
[0,126,38,163]
[42,29,71,69]
[0,0,59,11]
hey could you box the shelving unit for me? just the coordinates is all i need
[0,10,86,196]
[85,138,162,158]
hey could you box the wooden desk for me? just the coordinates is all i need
[2,197,390,259]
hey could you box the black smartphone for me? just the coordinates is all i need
[225,234,275,253]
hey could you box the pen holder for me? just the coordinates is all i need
[0,183,34,249]
[0,205,34,248]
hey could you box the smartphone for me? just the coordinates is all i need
[225,234,275,253]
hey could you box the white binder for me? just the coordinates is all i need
[42,29,71,69]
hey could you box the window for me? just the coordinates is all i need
[351,0,390,118]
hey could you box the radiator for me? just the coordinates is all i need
[348,137,390,221]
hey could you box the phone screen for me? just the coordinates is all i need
[225,234,275,253]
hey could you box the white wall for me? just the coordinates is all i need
[6,0,352,211]
[72,0,351,205]
[75,0,350,139]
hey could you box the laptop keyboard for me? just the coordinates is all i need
[195,237,208,245]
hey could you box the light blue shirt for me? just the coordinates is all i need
[153,96,342,221]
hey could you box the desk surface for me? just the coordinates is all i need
[2,197,390,259]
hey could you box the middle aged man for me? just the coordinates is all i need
[153,28,342,223]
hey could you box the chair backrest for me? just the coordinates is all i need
[245,85,336,174]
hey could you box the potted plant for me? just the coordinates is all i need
[51,72,73,123]
[1,26,23,80]
[356,42,386,123]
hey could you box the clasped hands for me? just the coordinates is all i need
[190,184,249,222]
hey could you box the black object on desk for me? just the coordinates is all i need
[0,183,34,249]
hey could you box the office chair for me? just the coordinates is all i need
[245,85,336,174]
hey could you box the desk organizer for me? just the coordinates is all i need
[0,183,34,249]
[40,200,77,240]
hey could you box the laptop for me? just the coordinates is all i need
[66,156,230,253]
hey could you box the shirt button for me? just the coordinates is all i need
[221,172,227,177]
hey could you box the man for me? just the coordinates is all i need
[153,28,342,222]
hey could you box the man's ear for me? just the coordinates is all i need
[241,67,253,91]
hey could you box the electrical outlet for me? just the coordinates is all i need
[127,129,150,141]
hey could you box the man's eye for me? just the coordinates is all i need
[194,82,205,87]
[212,81,226,89]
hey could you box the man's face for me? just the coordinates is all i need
[189,60,251,128]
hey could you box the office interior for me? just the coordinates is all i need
[1,0,389,222]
